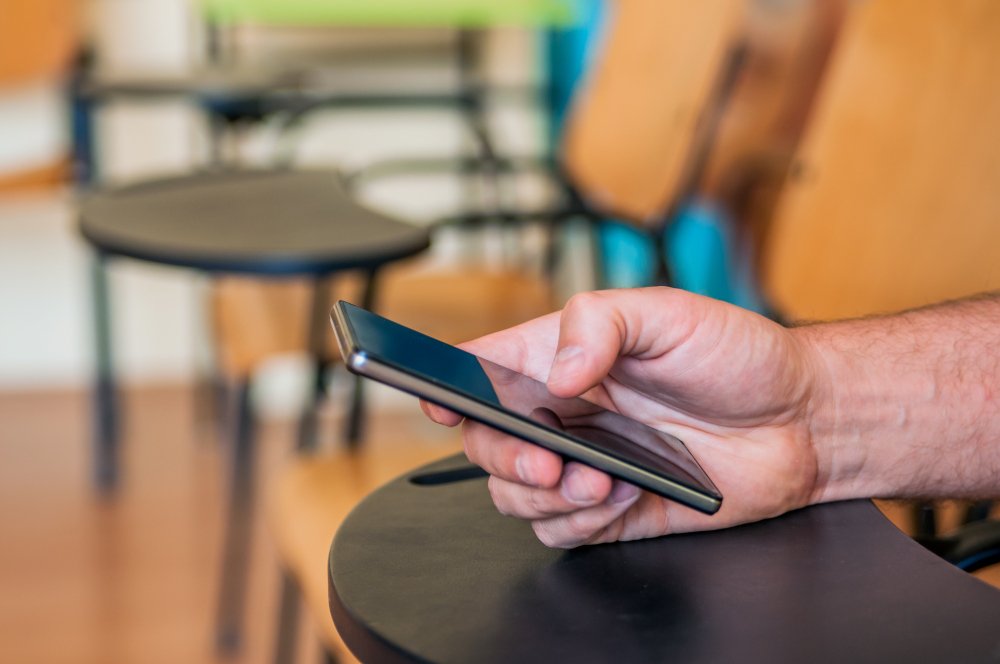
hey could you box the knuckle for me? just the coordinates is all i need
[531,521,562,549]
[487,476,510,516]
[461,429,483,467]
[565,509,597,537]
[563,291,602,316]
[524,487,548,516]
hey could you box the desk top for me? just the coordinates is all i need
[329,454,1000,663]
[79,170,429,275]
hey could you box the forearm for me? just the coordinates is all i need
[794,294,1000,502]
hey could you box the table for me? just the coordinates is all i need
[78,168,429,649]
[329,454,1000,663]
[79,169,430,481]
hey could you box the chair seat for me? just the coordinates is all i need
[79,169,430,276]
[265,442,461,658]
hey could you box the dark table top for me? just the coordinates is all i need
[79,170,430,275]
[329,454,1000,663]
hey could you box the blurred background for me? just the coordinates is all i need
[2,0,999,662]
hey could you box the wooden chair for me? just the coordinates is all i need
[215,260,554,663]
[763,0,1000,321]
[760,0,1000,544]
[560,0,744,225]
[559,0,845,292]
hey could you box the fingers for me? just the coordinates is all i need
[419,399,463,426]
[488,462,614,518]
[461,420,563,488]
[487,462,643,548]
[531,480,642,548]
[419,312,561,427]
[545,292,628,398]
[458,311,562,380]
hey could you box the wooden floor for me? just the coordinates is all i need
[0,383,460,664]
[1,384,997,663]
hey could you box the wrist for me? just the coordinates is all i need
[792,323,878,504]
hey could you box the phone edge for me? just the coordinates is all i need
[331,300,721,515]
[355,360,720,515]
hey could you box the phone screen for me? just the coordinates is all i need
[344,303,721,501]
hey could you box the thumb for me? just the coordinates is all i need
[545,287,709,398]
[546,291,631,398]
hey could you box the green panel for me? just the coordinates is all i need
[201,0,582,28]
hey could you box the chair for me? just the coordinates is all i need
[760,0,1000,565]
[763,0,1000,320]
[77,168,433,655]
[563,0,846,305]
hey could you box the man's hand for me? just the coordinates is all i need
[422,287,828,548]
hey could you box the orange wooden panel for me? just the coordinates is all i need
[560,0,743,223]
[764,0,1000,321]
[266,442,461,660]
[0,158,71,193]
[699,0,846,201]
[0,0,79,86]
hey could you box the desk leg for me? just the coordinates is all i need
[216,379,256,653]
[271,570,301,664]
[70,60,97,187]
[91,255,119,492]
[345,269,379,448]
[297,276,333,452]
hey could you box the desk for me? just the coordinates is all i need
[329,454,1000,663]
[79,169,429,649]
[79,168,430,481]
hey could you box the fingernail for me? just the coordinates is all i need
[562,465,598,504]
[548,345,584,388]
[515,454,534,485]
[610,481,640,504]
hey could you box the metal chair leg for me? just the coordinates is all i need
[963,500,994,525]
[215,379,257,653]
[914,501,938,539]
[91,254,119,492]
[273,570,301,664]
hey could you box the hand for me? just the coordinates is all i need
[422,287,827,548]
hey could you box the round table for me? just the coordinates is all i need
[78,169,429,650]
[80,169,429,275]
[79,168,430,481]
[329,454,1000,663]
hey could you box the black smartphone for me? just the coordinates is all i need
[330,301,722,514]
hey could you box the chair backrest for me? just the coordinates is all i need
[763,0,1000,321]
[559,0,745,224]
[698,0,847,204]
[0,0,79,86]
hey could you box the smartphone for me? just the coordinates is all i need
[330,300,722,514]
